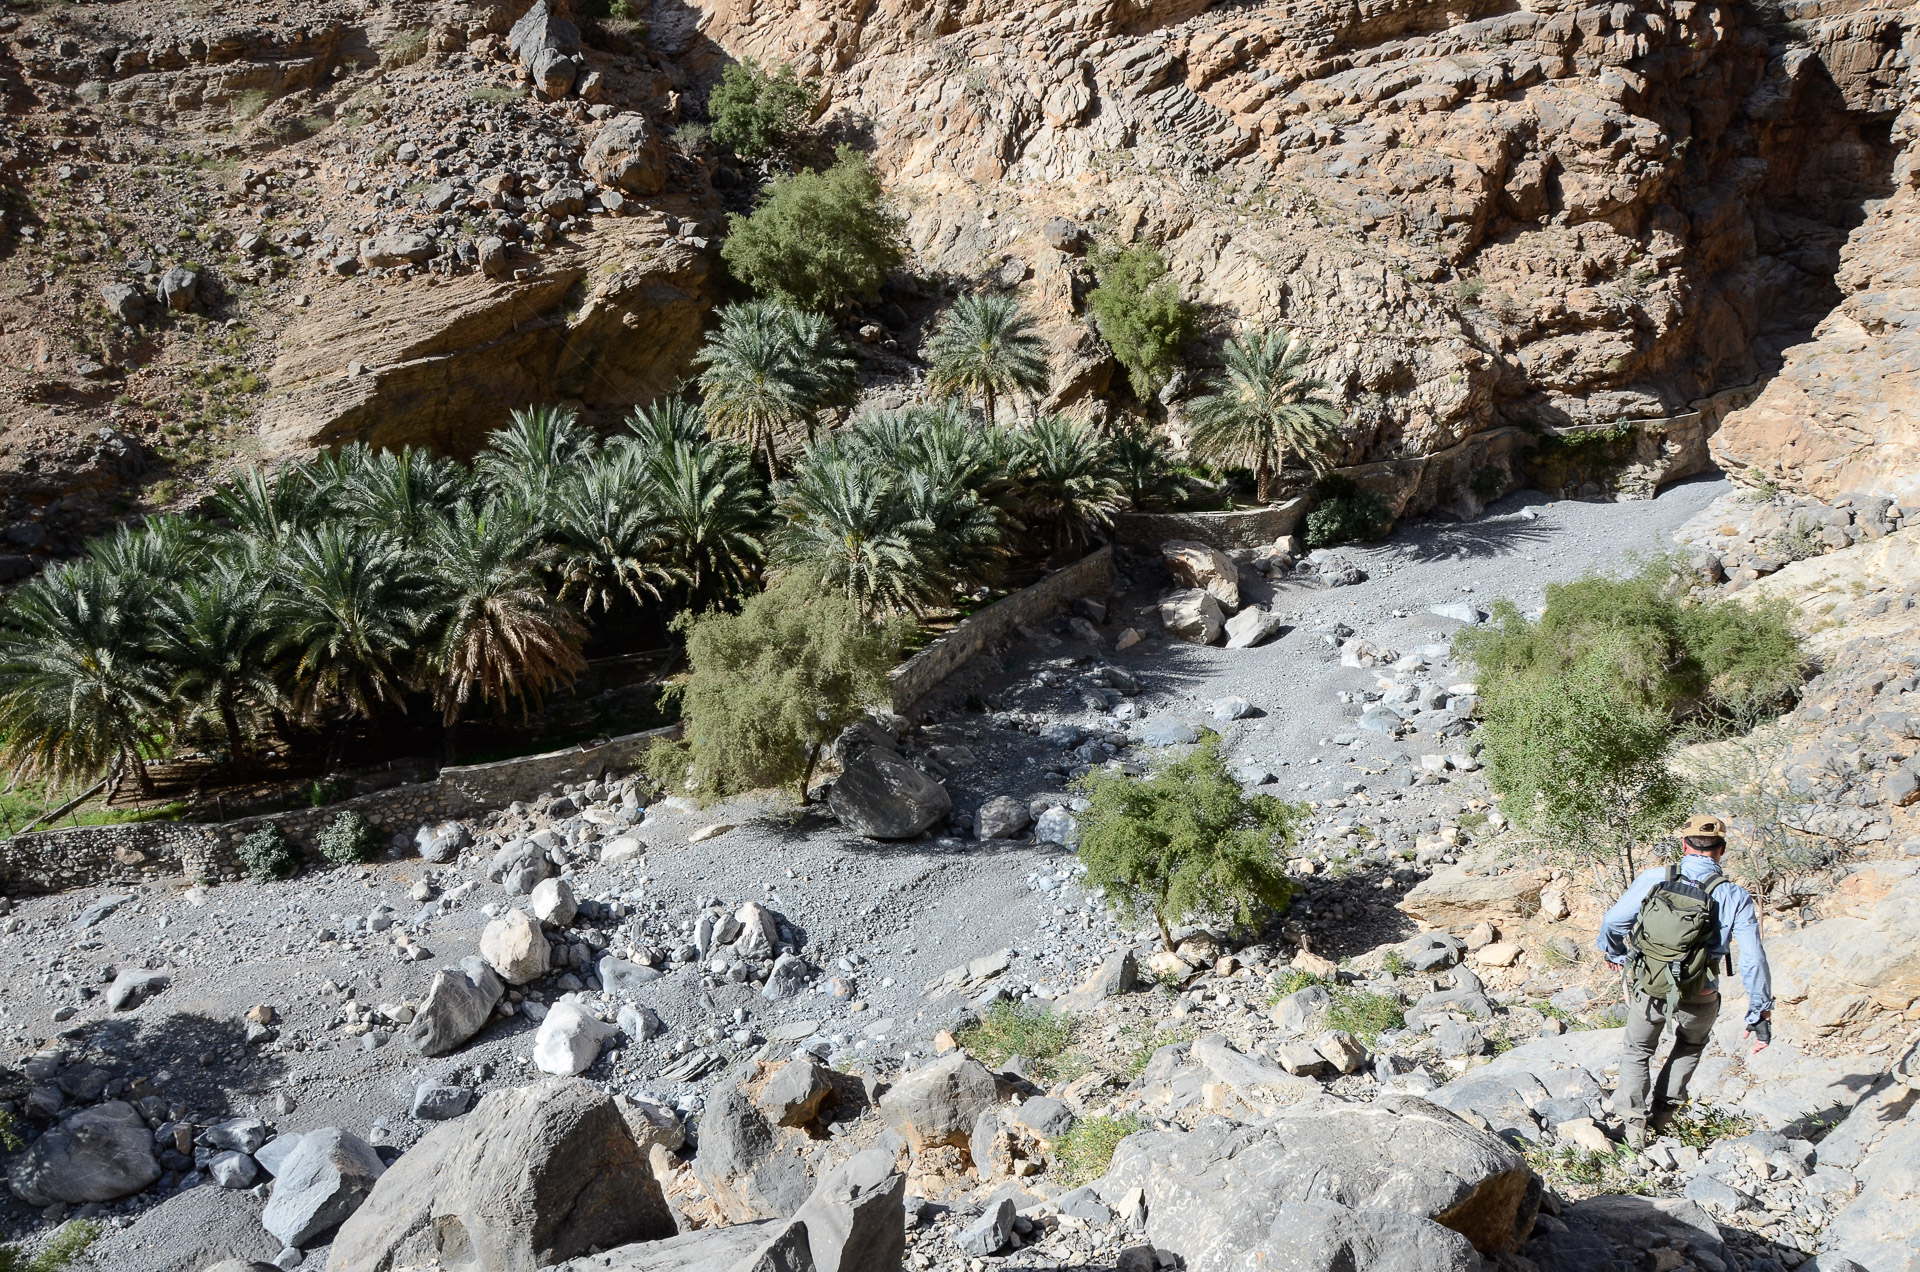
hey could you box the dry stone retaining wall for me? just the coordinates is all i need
[0,728,669,896]
[890,547,1114,716]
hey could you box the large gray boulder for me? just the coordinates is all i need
[825,746,951,840]
[479,909,550,984]
[106,968,170,1011]
[551,1220,799,1271]
[585,113,669,196]
[1097,1095,1537,1269]
[1245,1200,1482,1272]
[6,1100,160,1206]
[405,956,504,1056]
[974,795,1032,840]
[327,1079,675,1270]
[1823,1114,1920,1272]
[261,1127,386,1247]
[552,1146,903,1272]
[507,0,583,98]
[878,1052,998,1156]
[694,1084,814,1223]
[786,1148,906,1272]
[1224,606,1286,649]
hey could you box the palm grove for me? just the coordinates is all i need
[0,93,1355,810]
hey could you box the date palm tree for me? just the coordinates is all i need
[642,433,768,611]
[150,557,281,772]
[625,397,712,451]
[340,444,470,542]
[424,502,587,725]
[1186,329,1343,503]
[273,523,429,753]
[1011,414,1125,557]
[774,447,938,617]
[0,559,164,797]
[695,301,857,477]
[476,404,593,510]
[548,448,676,613]
[925,294,1050,425]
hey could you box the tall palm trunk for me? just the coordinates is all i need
[1256,455,1275,504]
[983,386,996,428]
[218,691,252,774]
[122,742,156,799]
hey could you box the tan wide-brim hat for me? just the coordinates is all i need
[1677,814,1728,840]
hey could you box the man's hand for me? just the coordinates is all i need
[1746,1010,1772,1052]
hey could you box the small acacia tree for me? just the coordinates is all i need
[708,59,814,159]
[1075,733,1299,951]
[1457,559,1805,889]
[1086,245,1194,399]
[720,147,905,313]
[647,574,910,801]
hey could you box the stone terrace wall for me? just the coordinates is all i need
[0,728,672,896]
[890,546,1113,716]
[1111,499,1312,551]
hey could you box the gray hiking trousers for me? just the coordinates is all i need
[1618,988,1720,1120]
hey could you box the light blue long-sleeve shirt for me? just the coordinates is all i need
[1598,852,1774,1024]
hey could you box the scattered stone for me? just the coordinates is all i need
[533,1002,618,1076]
[1158,588,1226,644]
[480,910,551,984]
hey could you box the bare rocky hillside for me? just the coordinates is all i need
[3,0,1917,562]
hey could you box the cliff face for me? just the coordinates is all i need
[696,0,1914,504]
[1711,27,1920,505]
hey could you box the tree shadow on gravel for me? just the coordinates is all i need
[75,1010,286,1117]
[1381,511,1559,565]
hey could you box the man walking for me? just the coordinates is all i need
[1598,814,1773,1146]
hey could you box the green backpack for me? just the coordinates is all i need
[1628,865,1728,1010]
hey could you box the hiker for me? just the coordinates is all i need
[1598,814,1774,1146]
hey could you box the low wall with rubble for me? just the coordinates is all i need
[0,727,673,896]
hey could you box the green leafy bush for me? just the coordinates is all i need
[316,809,382,866]
[1304,474,1393,547]
[1052,1114,1142,1184]
[720,147,905,312]
[707,59,813,159]
[645,574,909,801]
[1075,733,1299,950]
[237,825,298,882]
[958,1000,1072,1067]
[1456,559,1805,886]
[0,1220,102,1272]
[1086,246,1195,399]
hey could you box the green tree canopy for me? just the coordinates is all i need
[720,147,905,313]
[1086,245,1195,400]
[1075,733,1300,950]
[708,59,814,159]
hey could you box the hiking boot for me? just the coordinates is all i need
[1624,1119,1648,1150]
[1648,1104,1679,1137]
